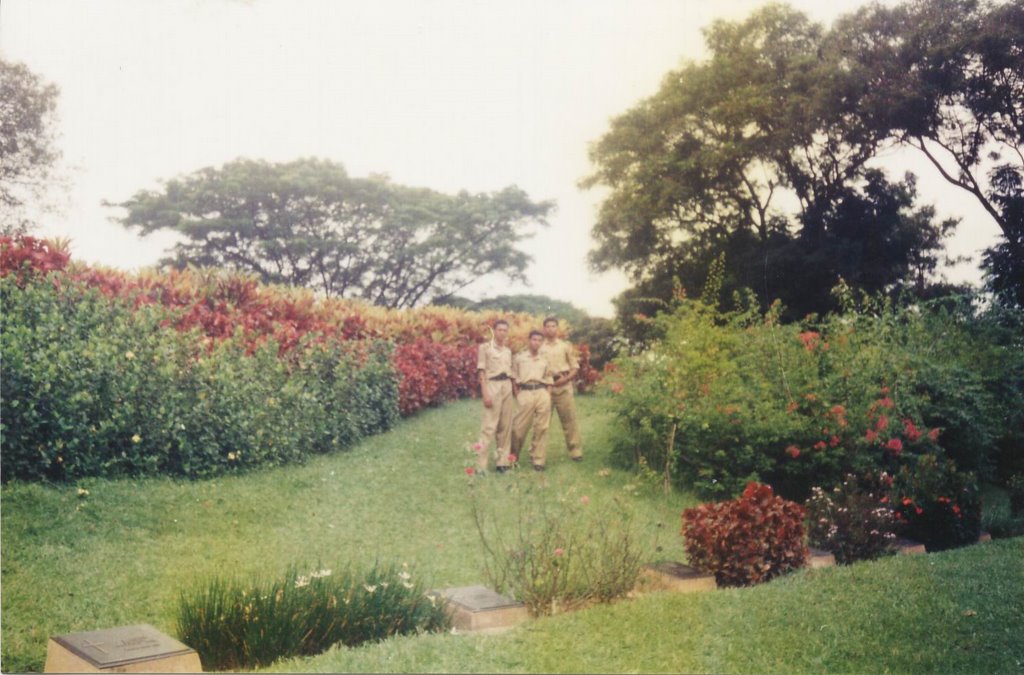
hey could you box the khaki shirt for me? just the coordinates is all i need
[539,339,578,375]
[477,341,512,379]
[512,350,554,385]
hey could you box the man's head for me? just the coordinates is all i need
[528,329,544,352]
[493,319,509,343]
[543,316,559,339]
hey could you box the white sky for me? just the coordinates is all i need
[0,0,1002,317]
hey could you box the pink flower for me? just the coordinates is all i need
[554,547,564,557]
[865,429,879,443]
[903,419,922,442]
[465,467,475,476]
[875,415,889,432]
[814,440,827,451]
[580,495,590,505]
[472,442,483,451]
[886,438,903,454]
[786,445,801,459]
[507,454,517,463]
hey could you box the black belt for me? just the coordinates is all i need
[489,374,510,381]
[519,382,548,391]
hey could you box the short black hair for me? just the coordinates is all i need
[493,319,509,329]
[529,329,544,339]
[543,316,559,326]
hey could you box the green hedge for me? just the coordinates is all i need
[0,275,399,482]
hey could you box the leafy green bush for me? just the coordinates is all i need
[603,286,1022,500]
[0,275,398,481]
[806,473,898,564]
[682,482,808,587]
[177,563,448,671]
[470,472,652,616]
[892,454,982,552]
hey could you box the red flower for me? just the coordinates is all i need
[937,496,950,504]
[507,453,517,463]
[786,445,801,458]
[465,467,475,476]
[886,438,903,454]
[865,429,879,443]
[830,405,846,416]
[554,547,565,557]
[814,441,827,451]
[902,497,913,506]
[798,331,821,351]
[609,382,624,394]
[829,435,841,448]
[879,397,894,409]
[928,428,941,442]
[786,400,799,414]
[902,419,921,442]
[875,415,889,432]
[880,386,890,395]
[880,496,889,504]
[915,507,924,515]
[952,505,961,515]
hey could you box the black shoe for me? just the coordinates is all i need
[495,466,509,474]
[533,464,546,472]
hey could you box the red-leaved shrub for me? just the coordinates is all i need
[681,482,808,587]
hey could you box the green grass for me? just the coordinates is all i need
[0,396,696,672]
[4,396,1022,673]
[270,538,1024,674]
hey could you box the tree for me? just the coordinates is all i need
[583,4,953,326]
[111,158,552,308]
[436,293,588,323]
[832,0,1024,304]
[0,58,62,234]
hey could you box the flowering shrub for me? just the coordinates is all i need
[470,475,651,615]
[892,454,982,552]
[1,235,598,421]
[0,275,397,481]
[682,482,808,587]
[806,473,898,564]
[177,562,448,671]
[605,286,1021,501]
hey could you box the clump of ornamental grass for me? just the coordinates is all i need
[469,470,654,616]
[177,562,448,671]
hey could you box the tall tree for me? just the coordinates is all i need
[832,0,1024,304]
[111,158,552,308]
[0,59,62,234]
[583,4,950,324]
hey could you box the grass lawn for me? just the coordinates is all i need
[3,395,1022,673]
[1,396,697,672]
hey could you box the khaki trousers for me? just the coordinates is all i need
[476,379,514,470]
[550,382,582,458]
[512,387,551,466]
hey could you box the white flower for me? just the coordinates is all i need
[402,581,414,590]
[311,568,332,578]
[398,571,411,581]
[295,576,310,588]
[364,584,377,593]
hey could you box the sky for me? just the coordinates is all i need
[0,0,1002,317]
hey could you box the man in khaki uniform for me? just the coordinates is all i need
[475,319,515,474]
[511,330,555,471]
[540,316,583,462]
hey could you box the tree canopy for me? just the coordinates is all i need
[0,58,62,234]
[111,158,552,308]
[584,0,1022,319]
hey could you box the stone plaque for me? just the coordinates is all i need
[808,547,837,568]
[45,624,201,673]
[431,585,529,633]
[639,562,717,593]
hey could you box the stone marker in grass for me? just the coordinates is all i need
[893,537,927,555]
[45,624,201,673]
[639,562,717,592]
[431,585,529,633]
[808,547,837,568]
